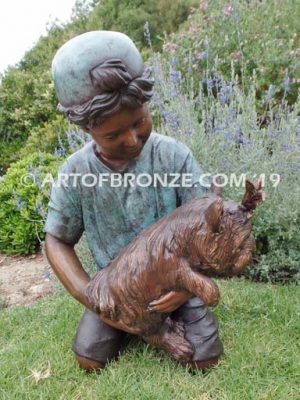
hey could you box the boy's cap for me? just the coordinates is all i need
[52,31,144,107]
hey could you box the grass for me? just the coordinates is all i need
[0,279,299,400]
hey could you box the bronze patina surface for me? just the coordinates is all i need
[86,180,265,362]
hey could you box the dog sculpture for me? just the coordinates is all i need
[86,180,265,362]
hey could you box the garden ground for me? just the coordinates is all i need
[0,274,299,400]
[0,252,55,307]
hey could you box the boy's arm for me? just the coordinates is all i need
[45,233,93,310]
[45,233,140,333]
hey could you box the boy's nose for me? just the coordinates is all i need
[124,129,139,147]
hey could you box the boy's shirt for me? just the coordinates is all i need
[45,132,209,270]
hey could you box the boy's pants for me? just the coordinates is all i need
[72,297,223,363]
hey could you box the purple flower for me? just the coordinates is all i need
[77,129,91,143]
[162,111,181,130]
[223,130,233,140]
[170,58,179,67]
[169,70,181,84]
[13,193,25,211]
[213,125,221,133]
[221,158,230,172]
[16,200,25,211]
[200,2,208,10]
[220,95,228,104]
[203,39,209,48]
[27,163,34,173]
[268,131,274,139]
[282,143,292,152]
[169,87,180,97]
[54,148,66,158]
[205,78,213,91]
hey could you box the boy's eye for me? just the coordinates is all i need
[133,118,145,128]
[106,133,119,140]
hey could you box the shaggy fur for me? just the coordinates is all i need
[86,180,264,362]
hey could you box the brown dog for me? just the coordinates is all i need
[86,180,265,362]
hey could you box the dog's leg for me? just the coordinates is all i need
[177,259,220,306]
[143,316,193,363]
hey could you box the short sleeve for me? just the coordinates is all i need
[44,165,84,245]
[176,151,211,205]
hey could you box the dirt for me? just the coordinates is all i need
[0,252,56,308]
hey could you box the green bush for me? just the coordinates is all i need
[0,0,196,173]
[0,139,24,175]
[150,52,300,284]
[0,1,93,172]
[162,0,300,106]
[20,115,72,158]
[87,0,198,51]
[0,152,61,255]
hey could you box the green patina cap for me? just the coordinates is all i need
[52,31,144,107]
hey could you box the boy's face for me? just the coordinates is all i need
[90,105,152,160]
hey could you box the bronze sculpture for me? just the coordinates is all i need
[86,180,265,363]
[46,30,261,371]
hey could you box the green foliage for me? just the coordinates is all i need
[87,0,198,50]
[0,0,299,286]
[162,0,300,105]
[20,115,72,158]
[0,2,93,171]
[150,52,300,284]
[0,139,24,175]
[0,0,194,173]
[0,153,60,255]
[0,67,57,141]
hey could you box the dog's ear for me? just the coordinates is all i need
[241,179,265,212]
[205,198,223,233]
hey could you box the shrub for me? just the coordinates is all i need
[87,0,199,51]
[149,51,300,284]
[0,139,24,175]
[0,152,61,255]
[0,1,94,172]
[162,0,300,107]
[20,115,73,158]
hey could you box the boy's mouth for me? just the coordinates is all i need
[124,146,142,158]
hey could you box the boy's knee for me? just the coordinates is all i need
[75,354,107,372]
[173,297,224,366]
[72,308,126,367]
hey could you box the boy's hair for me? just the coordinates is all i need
[58,59,154,131]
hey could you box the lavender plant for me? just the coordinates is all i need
[162,0,300,107]
[149,50,300,284]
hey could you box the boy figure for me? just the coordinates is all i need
[45,31,223,372]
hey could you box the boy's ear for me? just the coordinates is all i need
[205,198,224,233]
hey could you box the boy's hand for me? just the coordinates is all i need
[148,290,192,313]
